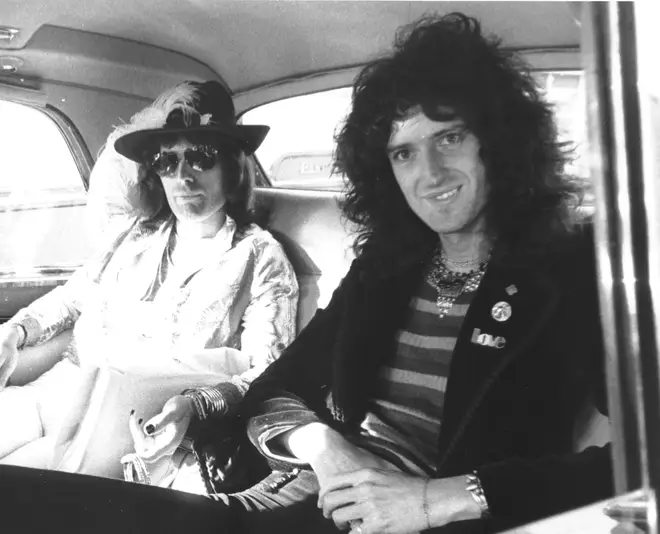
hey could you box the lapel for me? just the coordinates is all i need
[435,259,561,473]
[103,217,171,296]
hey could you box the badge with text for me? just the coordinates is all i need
[491,301,512,322]
[471,328,506,349]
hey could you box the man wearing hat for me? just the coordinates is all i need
[0,80,298,493]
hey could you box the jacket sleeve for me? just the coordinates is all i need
[478,228,614,531]
[477,346,613,532]
[7,276,85,347]
[212,238,300,411]
[477,444,613,531]
[242,261,361,465]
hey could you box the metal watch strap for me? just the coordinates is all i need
[466,471,491,519]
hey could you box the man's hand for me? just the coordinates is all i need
[319,469,426,533]
[282,422,400,531]
[319,471,482,534]
[0,325,22,388]
[128,395,195,463]
[284,423,398,485]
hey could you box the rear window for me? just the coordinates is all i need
[242,88,350,191]
[243,71,587,193]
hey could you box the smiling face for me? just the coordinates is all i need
[155,139,227,233]
[387,108,489,239]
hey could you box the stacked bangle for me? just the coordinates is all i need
[14,324,27,350]
[121,453,152,485]
[465,471,491,519]
[182,386,227,420]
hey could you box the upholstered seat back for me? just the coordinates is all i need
[256,188,354,332]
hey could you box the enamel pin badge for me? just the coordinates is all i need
[491,301,512,322]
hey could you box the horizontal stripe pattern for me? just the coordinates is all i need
[364,272,476,471]
[357,411,434,476]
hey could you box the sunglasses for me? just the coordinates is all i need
[149,145,219,177]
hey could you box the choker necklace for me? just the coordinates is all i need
[440,253,483,270]
[427,248,489,319]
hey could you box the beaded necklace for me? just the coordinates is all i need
[427,248,489,319]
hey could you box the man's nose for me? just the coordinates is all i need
[421,147,446,184]
[172,157,195,182]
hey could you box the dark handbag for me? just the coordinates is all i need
[190,414,270,495]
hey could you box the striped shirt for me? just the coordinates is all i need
[359,272,476,474]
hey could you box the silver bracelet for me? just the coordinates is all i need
[182,389,208,420]
[198,386,227,416]
[465,471,491,519]
[13,323,27,350]
[182,387,227,420]
[422,478,431,529]
[120,453,152,485]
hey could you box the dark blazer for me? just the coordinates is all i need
[243,226,614,532]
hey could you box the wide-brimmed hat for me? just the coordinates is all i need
[114,80,269,162]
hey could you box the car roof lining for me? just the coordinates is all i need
[0,1,583,159]
[3,1,582,102]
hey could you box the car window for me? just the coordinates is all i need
[0,100,90,277]
[536,71,592,204]
[242,88,351,191]
[242,71,589,194]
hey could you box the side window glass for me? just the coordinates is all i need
[0,100,88,277]
[244,73,587,195]
[535,71,590,204]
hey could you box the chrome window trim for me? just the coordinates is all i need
[584,2,660,529]
[43,103,93,189]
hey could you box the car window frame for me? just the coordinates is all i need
[0,97,93,284]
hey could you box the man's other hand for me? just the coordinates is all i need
[319,470,482,534]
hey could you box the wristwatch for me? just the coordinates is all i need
[466,471,491,519]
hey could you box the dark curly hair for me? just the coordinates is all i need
[335,13,583,271]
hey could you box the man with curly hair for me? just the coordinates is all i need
[234,12,613,534]
[0,12,612,534]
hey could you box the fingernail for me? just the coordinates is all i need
[138,419,143,425]
[145,424,155,434]
[130,409,135,415]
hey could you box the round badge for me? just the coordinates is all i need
[491,301,512,322]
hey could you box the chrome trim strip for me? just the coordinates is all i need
[584,6,660,527]
[44,104,93,188]
[0,27,19,45]
[584,1,645,493]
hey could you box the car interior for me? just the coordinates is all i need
[0,1,584,326]
[1,1,658,532]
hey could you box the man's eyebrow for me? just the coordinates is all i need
[386,141,409,154]
[387,123,466,153]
